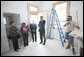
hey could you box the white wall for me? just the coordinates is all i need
[39,1,56,12]
[1,10,10,54]
[70,1,83,32]
[1,1,40,25]
[1,1,28,24]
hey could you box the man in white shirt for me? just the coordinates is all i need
[63,16,80,55]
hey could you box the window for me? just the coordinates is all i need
[28,3,39,24]
[30,6,38,12]
[53,1,70,29]
[55,2,67,21]
[30,15,37,24]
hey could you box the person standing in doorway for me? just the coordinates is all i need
[63,16,80,55]
[21,23,29,47]
[30,21,37,42]
[9,21,20,52]
[38,16,46,45]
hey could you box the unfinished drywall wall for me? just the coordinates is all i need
[1,1,27,23]
[1,1,40,25]
[1,1,28,25]
[70,1,83,32]
[39,1,56,12]
[1,11,10,54]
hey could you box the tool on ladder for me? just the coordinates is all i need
[47,9,66,47]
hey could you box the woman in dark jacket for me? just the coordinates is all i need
[9,21,20,52]
[21,23,29,47]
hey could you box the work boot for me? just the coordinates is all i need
[35,41,37,42]
[24,45,26,47]
[14,49,18,52]
[39,42,42,44]
[26,44,29,46]
[43,43,46,45]
[66,45,70,49]
[72,48,76,55]
[17,47,20,49]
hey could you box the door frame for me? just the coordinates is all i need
[3,12,21,50]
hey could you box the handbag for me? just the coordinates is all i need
[17,33,21,39]
[8,35,12,39]
[39,29,40,32]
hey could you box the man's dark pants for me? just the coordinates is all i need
[40,31,46,44]
[31,31,37,42]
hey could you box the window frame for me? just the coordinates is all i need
[52,1,70,29]
[53,1,70,16]
[27,3,39,24]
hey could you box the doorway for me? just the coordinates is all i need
[3,12,22,50]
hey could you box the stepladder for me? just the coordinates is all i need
[47,9,66,47]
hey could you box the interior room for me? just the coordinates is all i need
[1,1,83,56]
